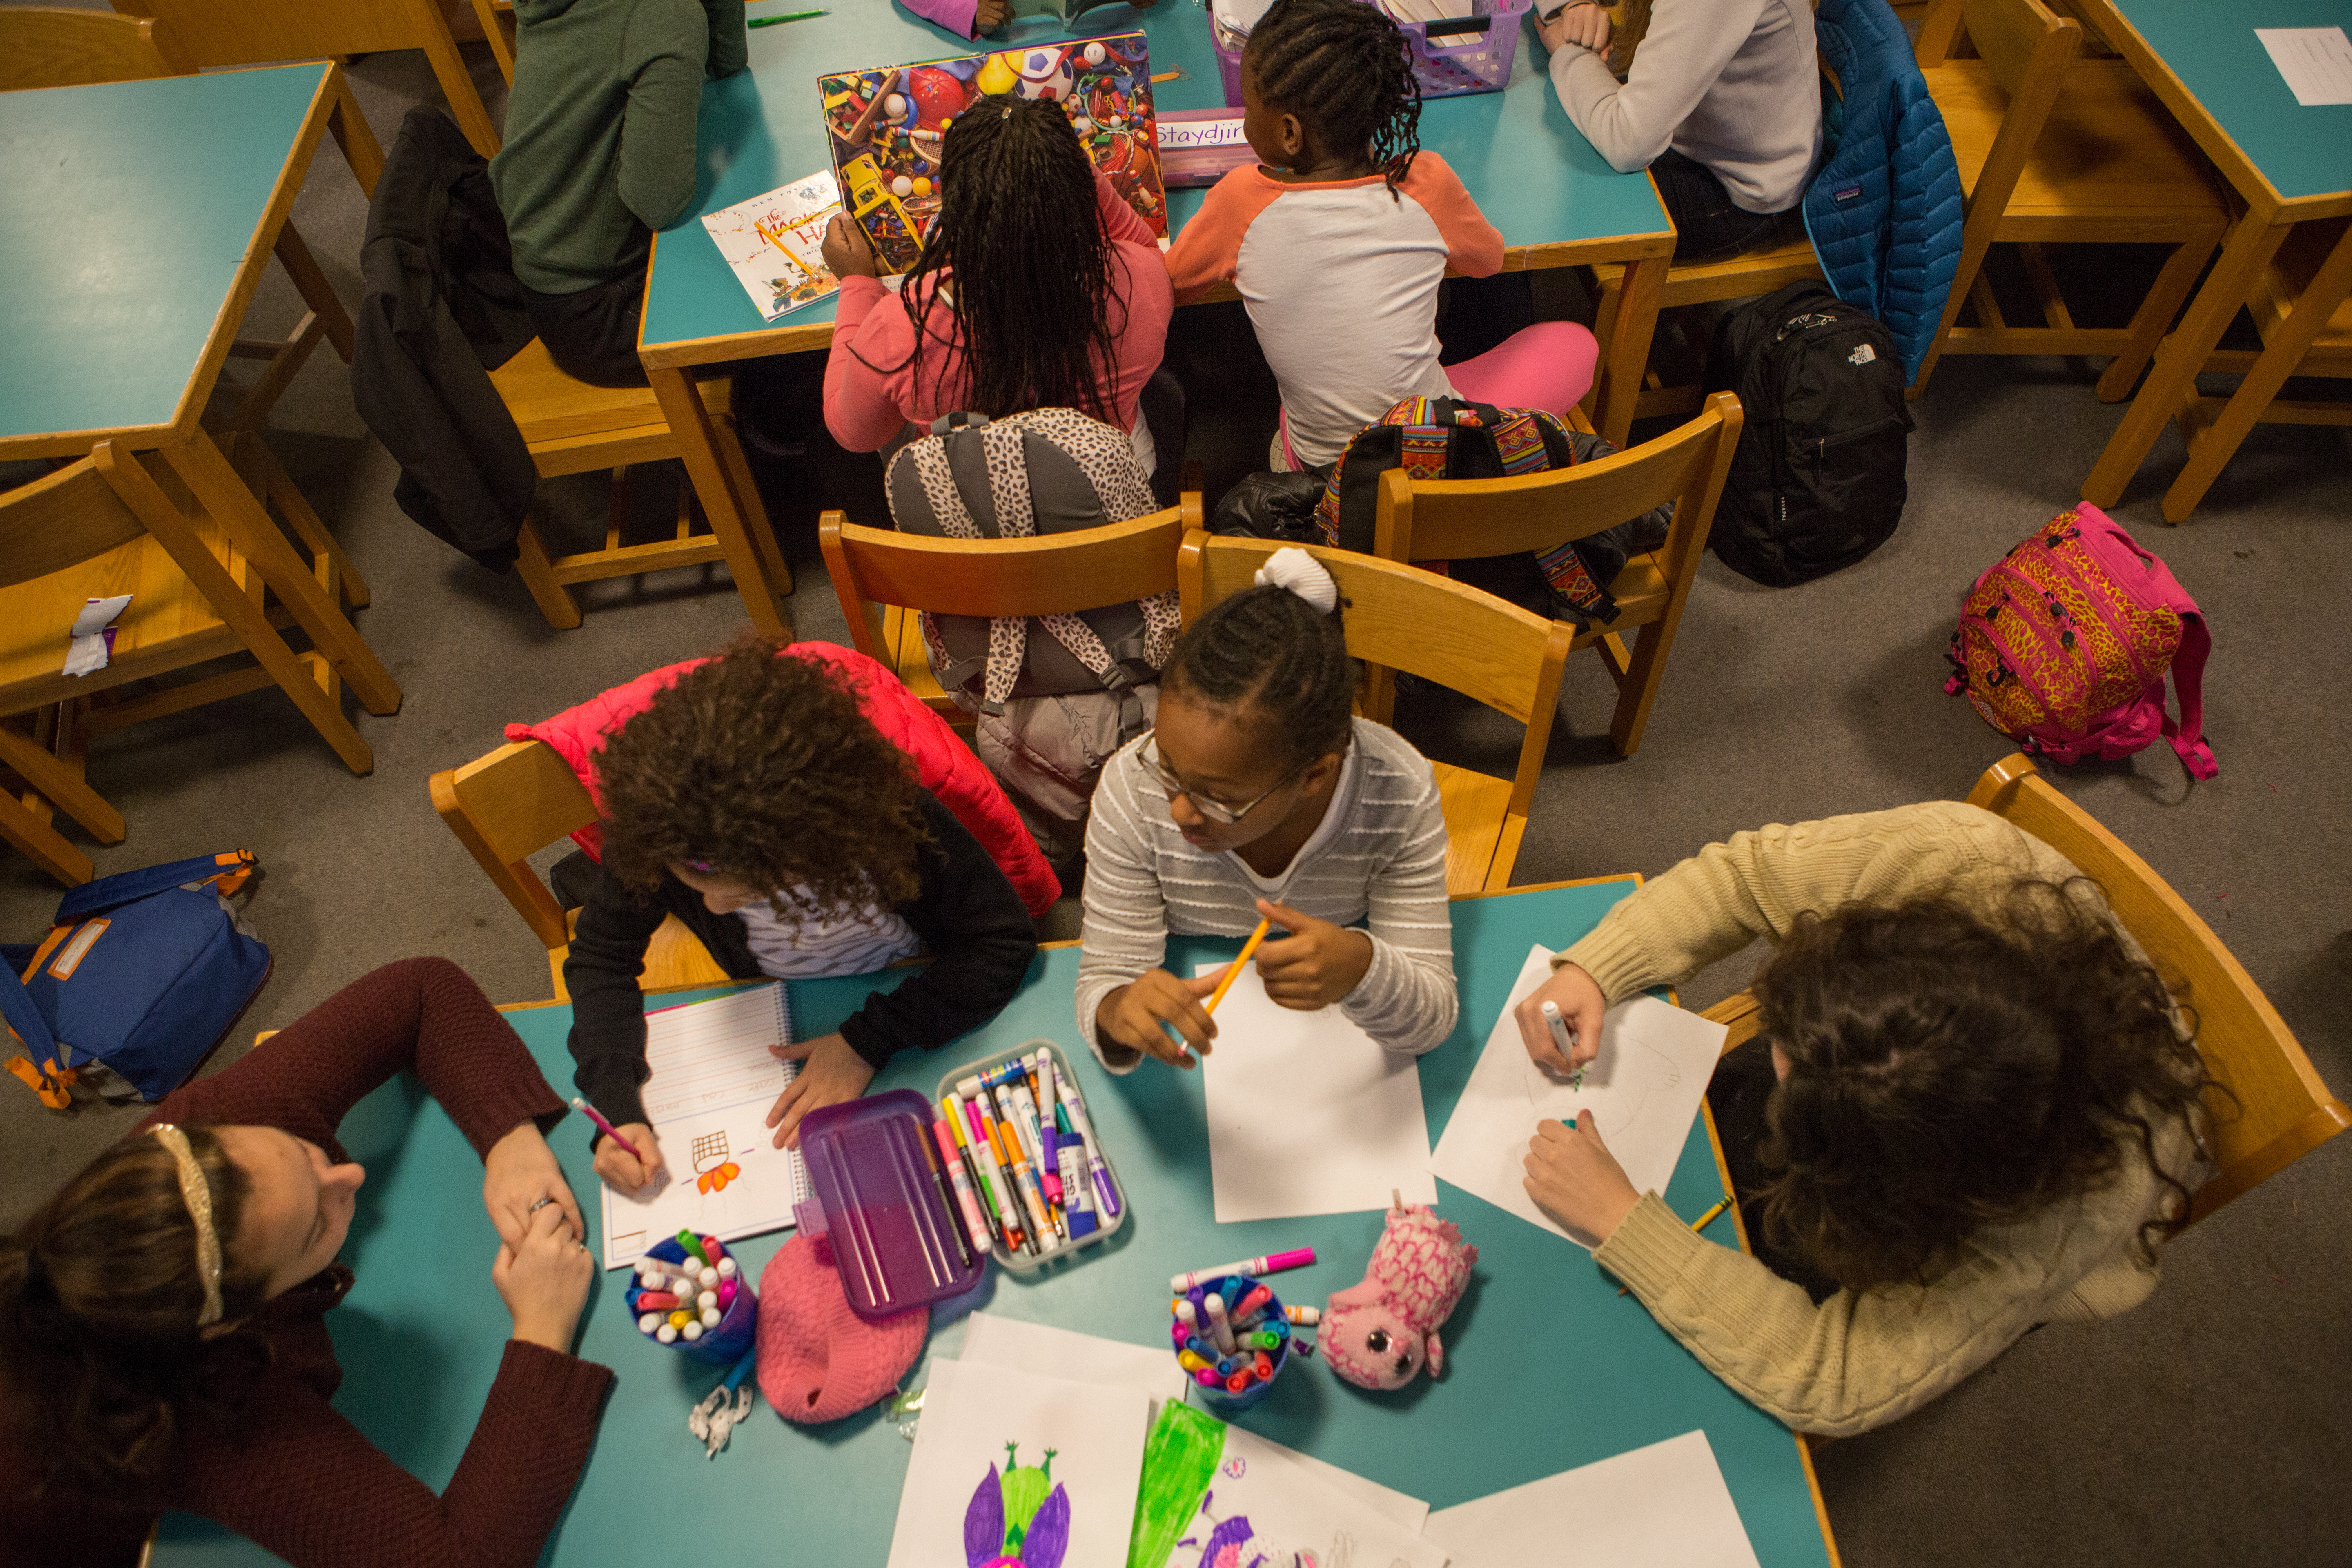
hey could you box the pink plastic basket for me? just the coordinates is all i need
[1214,0,1535,107]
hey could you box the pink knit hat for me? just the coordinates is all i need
[755,1235,927,1424]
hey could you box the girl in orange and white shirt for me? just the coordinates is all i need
[1164,0,1599,470]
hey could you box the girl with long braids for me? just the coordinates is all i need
[1077,548,1457,1073]
[822,93,1174,478]
[0,959,607,1567]
[1511,802,2213,1434]
[1164,0,1600,470]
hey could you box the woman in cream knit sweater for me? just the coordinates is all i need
[1515,802,2209,1435]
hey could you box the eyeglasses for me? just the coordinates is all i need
[1143,736,1307,826]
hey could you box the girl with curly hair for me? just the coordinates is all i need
[1510,802,2212,1434]
[564,641,1038,1191]
[0,959,604,1568]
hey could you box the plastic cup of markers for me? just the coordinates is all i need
[1175,1274,1290,1415]
[624,1235,757,1366]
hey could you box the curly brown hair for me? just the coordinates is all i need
[595,640,930,920]
[0,1127,273,1496]
[1750,880,2211,1292]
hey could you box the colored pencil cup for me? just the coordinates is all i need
[626,1234,757,1365]
[1177,1274,1291,1414]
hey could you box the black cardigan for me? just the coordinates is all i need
[564,790,1038,1129]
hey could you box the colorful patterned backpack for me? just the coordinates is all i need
[1944,503,2215,778]
[1313,396,1668,628]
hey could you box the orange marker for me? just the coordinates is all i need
[1204,916,1274,1015]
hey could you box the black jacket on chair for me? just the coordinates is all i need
[352,107,537,571]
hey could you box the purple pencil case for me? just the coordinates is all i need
[793,1089,986,1322]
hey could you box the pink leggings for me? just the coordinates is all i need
[1443,320,1600,416]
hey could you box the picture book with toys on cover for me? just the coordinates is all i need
[818,31,1167,277]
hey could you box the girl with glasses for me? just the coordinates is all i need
[1076,548,1457,1071]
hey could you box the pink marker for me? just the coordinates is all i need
[931,1117,995,1258]
[1170,1249,1316,1293]
[1231,1284,1273,1325]
[717,1278,739,1310]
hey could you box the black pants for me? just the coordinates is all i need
[1706,1036,1842,1303]
[519,271,648,388]
[1652,150,1802,264]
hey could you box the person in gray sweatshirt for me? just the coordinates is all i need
[490,0,747,384]
[1538,0,1821,261]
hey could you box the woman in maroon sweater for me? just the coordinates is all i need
[0,957,612,1568]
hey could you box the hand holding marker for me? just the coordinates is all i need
[1541,1002,1587,1089]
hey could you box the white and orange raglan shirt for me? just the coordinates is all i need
[1163,152,1506,468]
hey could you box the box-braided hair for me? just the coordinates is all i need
[1245,0,1423,196]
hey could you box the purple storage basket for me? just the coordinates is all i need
[1214,0,1535,107]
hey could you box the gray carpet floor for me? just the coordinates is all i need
[3,32,2346,1568]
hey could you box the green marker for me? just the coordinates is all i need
[750,8,829,25]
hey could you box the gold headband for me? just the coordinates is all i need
[146,1125,224,1327]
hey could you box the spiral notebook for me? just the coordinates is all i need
[598,983,814,1269]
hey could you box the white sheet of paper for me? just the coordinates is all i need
[598,984,810,1269]
[2256,27,2352,106]
[887,1359,1149,1568]
[1428,944,1725,1249]
[1163,1423,1451,1568]
[62,595,131,677]
[1424,1430,1760,1568]
[1193,962,1437,1223]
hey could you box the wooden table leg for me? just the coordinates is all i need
[2161,220,2352,522]
[646,365,793,639]
[161,431,403,717]
[326,67,384,199]
[2082,214,2287,508]
[274,222,354,363]
[1595,254,1667,449]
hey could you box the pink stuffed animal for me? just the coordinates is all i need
[1323,1192,1477,1391]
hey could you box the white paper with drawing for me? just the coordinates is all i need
[1423,1430,1760,1568]
[1194,961,1437,1223]
[598,984,811,1269]
[1428,944,1724,1248]
[886,1358,1148,1568]
[1164,1422,1450,1568]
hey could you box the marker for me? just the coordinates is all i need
[1002,1074,1058,1216]
[749,8,829,25]
[932,1118,995,1258]
[1540,1002,1587,1089]
[946,1095,1007,1239]
[1176,1299,1198,1332]
[716,1257,738,1280]
[1058,1143,1098,1238]
[682,1321,704,1341]
[635,1291,682,1311]
[570,1097,645,1162]
[988,1098,1056,1252]
[1031,1055,1065,1209]
[1178,1350,1214,1375]
[961,1094,1027,1254]
[717,1278,738,1310]
[1194,1368,1220,1387]
[657,1323,679,1343]
[1231,1284,1272,1324]
[1284,1305,1320,1327]
[698,1290,719,1310]
[1253,1350,1274,1379]
[669,1310,691,1329]
[678,1231,713,1267]
[637,1312,661,1334]
[701,1307,722,1328]
[1249,1328,1283,1352]
[704,1237,728,1265]
[1225,1370,1251,1393]
[1204,916,1273,1016]
[1171,1249,1315,1293]
[1052,1063,1123,1220]
[1203,1292,1239,1356]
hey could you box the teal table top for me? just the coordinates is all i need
[0,63,331,452]
[639,0,1670,360]
[155,882,1831,1567]
[2109,0,2352,205]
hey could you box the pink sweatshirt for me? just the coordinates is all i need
[822,170,1174,455]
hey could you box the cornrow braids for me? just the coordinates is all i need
[869,94,1126,422]
[1164,585,1356,768]
[1245,0,1423,195]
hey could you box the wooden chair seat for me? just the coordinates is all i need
[548,910,728,1002]
[1931,60,2224,235]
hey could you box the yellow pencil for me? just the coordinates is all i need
[1203,916,1273,1015]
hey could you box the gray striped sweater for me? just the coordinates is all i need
[1076,717,1458,1070]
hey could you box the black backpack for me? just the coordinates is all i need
[1704,281,1912,586]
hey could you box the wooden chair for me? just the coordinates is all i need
[489,340,790,632]
[1586,234,1826,422]
[1177,533,1571,896]
[1700,753,2349,1231]
[1909,0,2229,398]
[1367,392,1740,761]
[429,737,728,999]
[469,0,519,87]
[817,494,1203,731]
[0,440,396,882]
[110,0,494,163]
[0,7,365,437]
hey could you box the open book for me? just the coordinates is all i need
[597,983,813,1269]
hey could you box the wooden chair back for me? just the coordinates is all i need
[818,499,1198,713]
[110,0,497,157]
[0,6,192,88]
[429,739,598,952]
[0,461,152,591]
[1964,755,2349,1228]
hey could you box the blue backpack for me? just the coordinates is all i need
[1,852,270,1106]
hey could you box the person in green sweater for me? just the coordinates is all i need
[1508,802,2210,1435]
[490,0,747,385]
